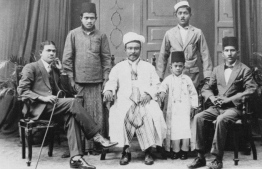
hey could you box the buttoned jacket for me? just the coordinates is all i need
[157,25,213,83]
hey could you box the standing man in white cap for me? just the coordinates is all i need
[62,2,111,155]
[103,32,167,165]
[157,1,213,86]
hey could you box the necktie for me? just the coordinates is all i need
[47,65,52,73]
[225,65,233,69]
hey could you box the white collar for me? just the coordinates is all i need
[172,73,183,78]
[41,59,51,72]
[127,58,140,65]
[178,24,189,30]
[225,60,237,67]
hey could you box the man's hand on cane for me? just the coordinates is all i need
[38,95,58,104]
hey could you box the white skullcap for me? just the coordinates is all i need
[174,1,190,12]
[123,32,145,46]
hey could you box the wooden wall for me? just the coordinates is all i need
[69,0,234,67]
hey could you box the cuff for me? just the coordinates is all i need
[203,71,212,78]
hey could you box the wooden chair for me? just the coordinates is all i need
[17,66,73,166]
[19,114,57,166]
[198,90,257,165]
[19,96,61,166]
[100,54,167,160]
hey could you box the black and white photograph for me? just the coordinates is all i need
[0,0,262,169]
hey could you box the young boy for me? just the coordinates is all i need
[188,37,257,169]
[157,1,213,86]
[159,51,198,160]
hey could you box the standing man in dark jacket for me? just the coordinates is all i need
[62,2,111,154]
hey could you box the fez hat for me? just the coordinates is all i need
[81,2,96,15]
[174,1,190,12]
[123,32,145,46]
[222,37,238,50]
[171,51,185,63]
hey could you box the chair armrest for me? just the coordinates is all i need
[241,96,254,127]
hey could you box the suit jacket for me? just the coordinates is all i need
[201,60,257,114]
[157,25,213,83]
[17,60,61,120]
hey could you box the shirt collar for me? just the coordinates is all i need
[127,58,140,64]
[172,73,183,78]
[178,24,189,30]
[225,60,237,69]
[41,59,51,72]
[81,24,96,35]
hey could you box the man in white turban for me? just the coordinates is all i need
[103,32,167,165]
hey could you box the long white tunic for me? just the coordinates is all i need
[159,74,198,141]
[103,60,167,148]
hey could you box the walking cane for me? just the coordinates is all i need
[34,90,65,169]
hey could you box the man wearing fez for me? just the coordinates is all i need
[18,41,117,169]
[63,2,111,154]
[103,32,167,165]
[188,37,257,169]
[157,1,213,86]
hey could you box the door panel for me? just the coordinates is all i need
[142,0,179,62]
[214,0,234,66]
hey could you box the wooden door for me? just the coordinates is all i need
[214,0,234,66]
[94,0,217,65]
[94,0,142,63]
[141,0,180,62]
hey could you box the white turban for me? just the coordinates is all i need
[123,32,145,46]
[174,1,190,12]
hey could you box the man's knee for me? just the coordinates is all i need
[194,111,205,121]
[216,114,229,125]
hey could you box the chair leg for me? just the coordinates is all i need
[48,128,55,157]
[233,129,239,165]
[81,131,87,155]
[26,129,33,166]
[21,126,26,159]
[247,125,257,160]
[100,148,108,160]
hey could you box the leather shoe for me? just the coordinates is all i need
[61,150,70,158]
[144,153,154,165]
[241,147,251,155]
[187,157,206,169]
[207,159,223,169]
[94,135,118,148]
[171,151,180,160]
[180,151,188,160]
[70,157,96,169]
[120,152,131,165]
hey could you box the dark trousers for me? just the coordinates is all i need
[191,106,240,157]
[41,98,100,157]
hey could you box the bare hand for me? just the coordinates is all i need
[140,93,152,107]
[104,90,113,102]
[190,108,198,119]
[159,92,166,103]
[216,96,231,107]
[209,96,218,105]
[102,79,108,91]
[54,58,63,70]
[38,95,58,104]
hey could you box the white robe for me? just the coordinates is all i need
[103,60,167,148]
[159,74,198,145]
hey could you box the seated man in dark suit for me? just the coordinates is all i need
[17,40,117,169]
[187,37,257,169]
